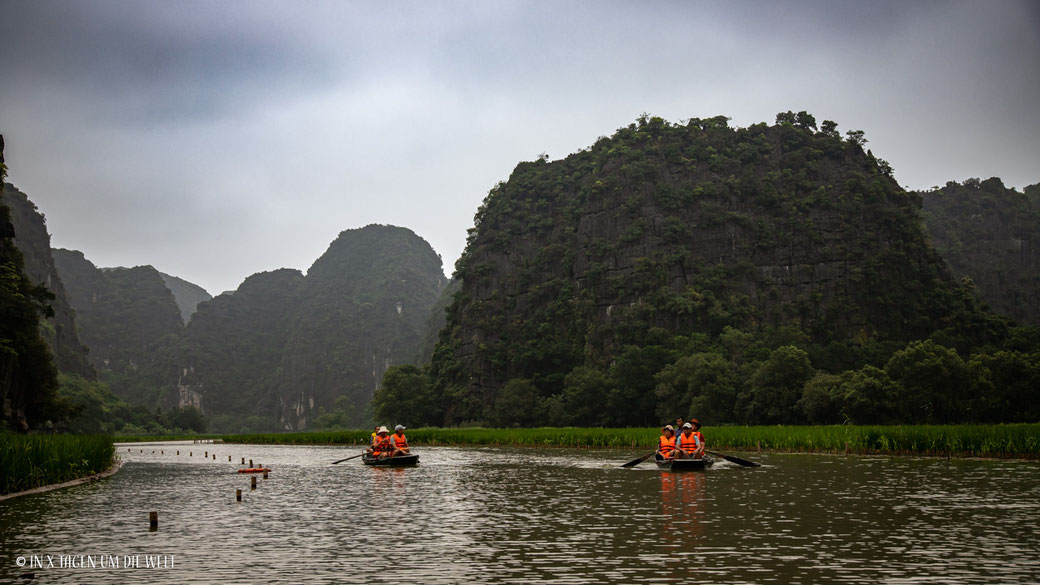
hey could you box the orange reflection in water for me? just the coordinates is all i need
[659,469,707,553]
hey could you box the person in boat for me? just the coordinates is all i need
[675,416,686,433]
[369,426,393,459]
[689,419,706,458]
[674,422,703,459]
[390,424,410,457]
[656,425,676,461]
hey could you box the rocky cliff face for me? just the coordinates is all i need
[432,115,998,420]
[921,178,1040,326]
[161,225,447,429]
[52,249,184,377]
[3,183,95,378]
[0,136,61,430]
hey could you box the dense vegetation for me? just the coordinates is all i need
[920,178,1040,326]
[0,432,114,494]
[379,113,1036,429]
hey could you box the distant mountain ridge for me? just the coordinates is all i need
[53,249,185,376]
[158,271,212,323]
[96,224,447,431]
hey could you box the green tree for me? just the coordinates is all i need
[654,352,738,423]
[885,340,975,423]
[372,365,439,427]
[745,345,815,424]
[491,378,541,427]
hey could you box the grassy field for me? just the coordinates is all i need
[0,433,115,495]
[219,424,1040,458]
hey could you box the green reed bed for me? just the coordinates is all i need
[0,433,115,495]
[221,424,1040,458]
[708,424,1040,458]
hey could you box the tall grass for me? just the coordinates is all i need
[221,424,1040,458]
[0,433,115,495]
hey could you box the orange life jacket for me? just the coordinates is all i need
[372,435,392,454]
[659,435,675,456]
[392,433,408,448]
[678,432,699,450]
[694,431,705,448]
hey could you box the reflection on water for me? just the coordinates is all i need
[1,443,1038,584]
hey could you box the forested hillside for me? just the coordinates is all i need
[920,178,1040,326]
[376,114,1037,428]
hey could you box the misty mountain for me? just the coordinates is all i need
[111,224,447,431]
[52,249,184,375]
[159,272,212,324]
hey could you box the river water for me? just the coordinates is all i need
[1,443,1038,584]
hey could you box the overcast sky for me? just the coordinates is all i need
[2,1,1038,295]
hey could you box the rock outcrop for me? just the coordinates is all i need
[3,183,95,378]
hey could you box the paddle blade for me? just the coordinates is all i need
[620,451,655,468]
[709,450,761,467]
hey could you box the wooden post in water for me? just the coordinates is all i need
[251,476,257,490]
[149,511,158,531]
[249,459,253,467]
[229,456,232,462]
[205,451,208,457]
[845,442,850,456]
[263,470,268,479]
[241,457,245,464]
[177,450,179,455]
[212,454,216,460]
[757,441,761,453]
[161,450,164,454]
[190,452,192,456]
[236,489,242,502]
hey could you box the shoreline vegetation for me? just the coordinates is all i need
[0,433,115,496]
[200,424,1039,459]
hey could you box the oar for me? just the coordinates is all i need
[332,453,365,465]
[707,450,761,467]
[620,450,657,468]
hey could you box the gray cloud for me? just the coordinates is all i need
[2,0,1037,294]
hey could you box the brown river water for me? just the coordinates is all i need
[1,443,1038,584]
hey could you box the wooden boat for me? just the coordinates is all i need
[655,455,713,471]
[237,467,271,474]
[362,453,419,467]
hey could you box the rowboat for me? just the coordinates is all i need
[655,455,713,471]
[361,454,419,466]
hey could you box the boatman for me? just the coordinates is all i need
[370,426,393,459]
[690,419,706,459]
[657,425,676,460]
[674,422,703,459]
[390,424,410,457]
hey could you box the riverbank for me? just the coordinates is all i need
[217,424,1040,459]
[0,433,116,496]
